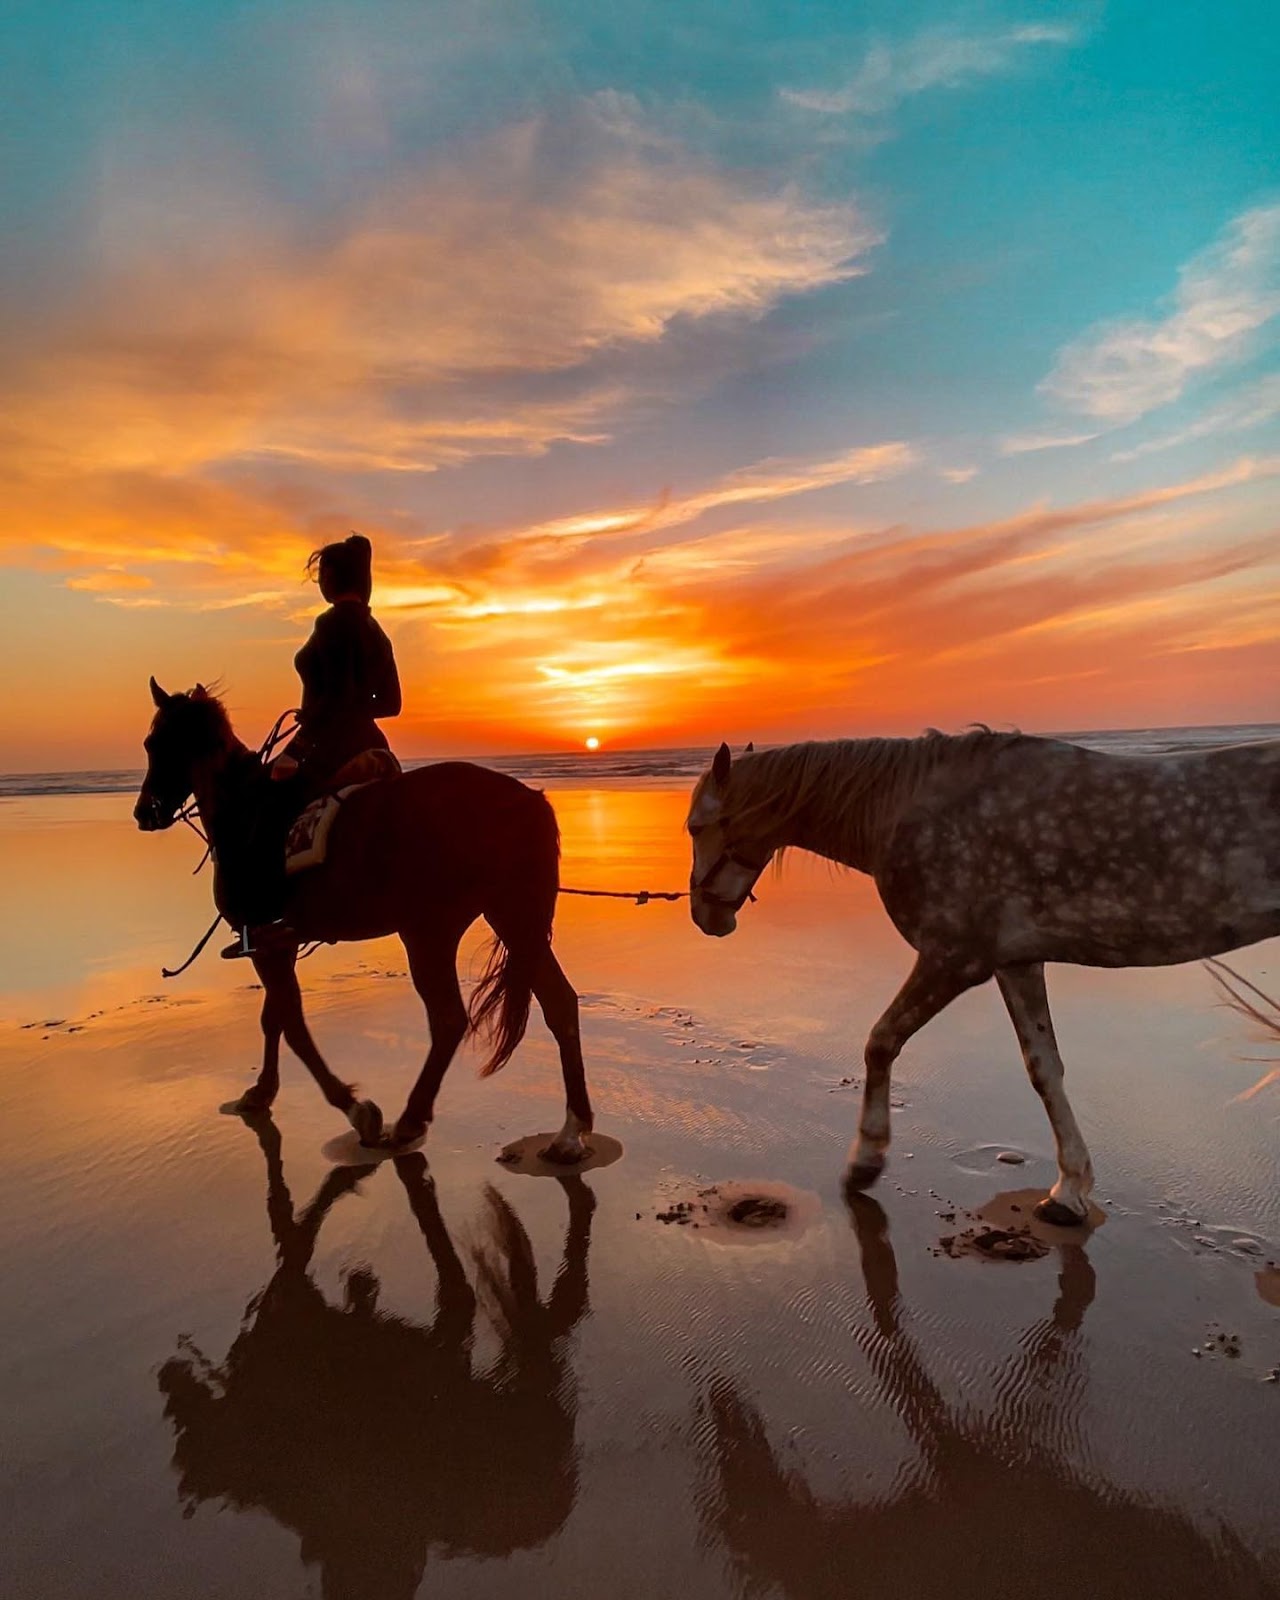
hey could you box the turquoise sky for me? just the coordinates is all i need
[1,2,1277,764]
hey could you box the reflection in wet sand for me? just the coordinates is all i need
[698,1196,1280,1599]
[159,1116,594,1600]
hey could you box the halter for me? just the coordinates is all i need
[691,842,766,909]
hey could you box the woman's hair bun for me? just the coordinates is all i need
[308,531,374,600]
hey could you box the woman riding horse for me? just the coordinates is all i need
[222,532,403,958]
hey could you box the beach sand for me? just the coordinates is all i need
[1,786,1278,1599]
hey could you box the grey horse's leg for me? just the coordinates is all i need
[846,956,979,1191]
[995,962,1095,1225]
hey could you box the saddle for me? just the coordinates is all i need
[283,748,402,876]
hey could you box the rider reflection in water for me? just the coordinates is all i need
[221,533,402,958]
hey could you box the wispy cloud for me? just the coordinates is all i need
[999,429,1102,455]
[375,449,1280,743]
[781,22,1077,117]
[510,440,917,548]
[1110,371,1280,461]
[0,95,880,582]
[1040,204,1280,423]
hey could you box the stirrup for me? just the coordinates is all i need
[220,927,255,961]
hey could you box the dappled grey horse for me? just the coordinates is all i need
[687,731,1280,1223]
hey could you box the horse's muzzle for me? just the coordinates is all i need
[134,795,175,831]
[691,892,737,938]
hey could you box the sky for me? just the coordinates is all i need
[1,0,1277,769]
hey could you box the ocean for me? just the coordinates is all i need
[2,722,1277,799]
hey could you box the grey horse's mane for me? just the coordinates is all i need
[723,727,1028,862]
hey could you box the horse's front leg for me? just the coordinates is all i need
[255,949,383,1144]
[847,955,979,1191]
[995,963,1095,1225]
[226,957,285,1113]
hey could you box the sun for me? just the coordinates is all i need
[584,736,600,751]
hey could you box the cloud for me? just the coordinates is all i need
[509,440,917,549]
[999,429,1101,455]
[781,22,1076,117]
[372,448,1280,747]
[1039,204,1280,423]
[939,466,979,483]
[635,453,1280,736]
[1110,371,1280,461]
[0,95,879,581]
[65,570,154,594]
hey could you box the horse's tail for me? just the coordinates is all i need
[469,788,560,1076]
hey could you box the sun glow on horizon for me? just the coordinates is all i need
[585,736,601,751]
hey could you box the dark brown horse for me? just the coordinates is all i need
[134,680,593,1158]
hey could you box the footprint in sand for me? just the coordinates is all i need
[650,1179,821,1246]
[935,1187,1106,1264]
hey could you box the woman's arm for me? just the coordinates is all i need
[371,623,402,720]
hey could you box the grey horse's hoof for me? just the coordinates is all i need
[347,1099,385,1148]
[390,1118,427,1148]
[537,1141,588,1166]
[1034,1196,1087,1227]
[844,1161,885,1193]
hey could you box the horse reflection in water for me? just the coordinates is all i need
[700,1198,1279,1600]
[158,1119,593,1600]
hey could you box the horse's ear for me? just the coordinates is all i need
[192,683,208,701]
[712,741,732,788]
[149,676,170,708]
[744,740,754,753]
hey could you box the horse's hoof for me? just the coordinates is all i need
[1034,1196,1087,1227]
[537,1140,588,1166]
[844,1161,884,1193]
[231,1087,275,1115]
[390,1118,427,1148]
[347,1099,385,1148]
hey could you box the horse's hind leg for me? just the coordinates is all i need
[391,924,470,1146]
[531,950,593,1165]
[847,956,978,1192]
[996,963,1095,1225]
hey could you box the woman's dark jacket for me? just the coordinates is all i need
[286,599,401,779]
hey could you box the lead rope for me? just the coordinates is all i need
[162,707,696,976]
[558,886,687,904]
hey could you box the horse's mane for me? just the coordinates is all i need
[723,727,1028,865]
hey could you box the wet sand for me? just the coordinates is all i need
[1,787,1278,1599]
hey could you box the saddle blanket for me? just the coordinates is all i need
[283,748,401,876]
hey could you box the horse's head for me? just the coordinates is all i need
[687,742,773,938]
[134,678,229,830]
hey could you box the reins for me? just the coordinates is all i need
[161,710,301,976]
